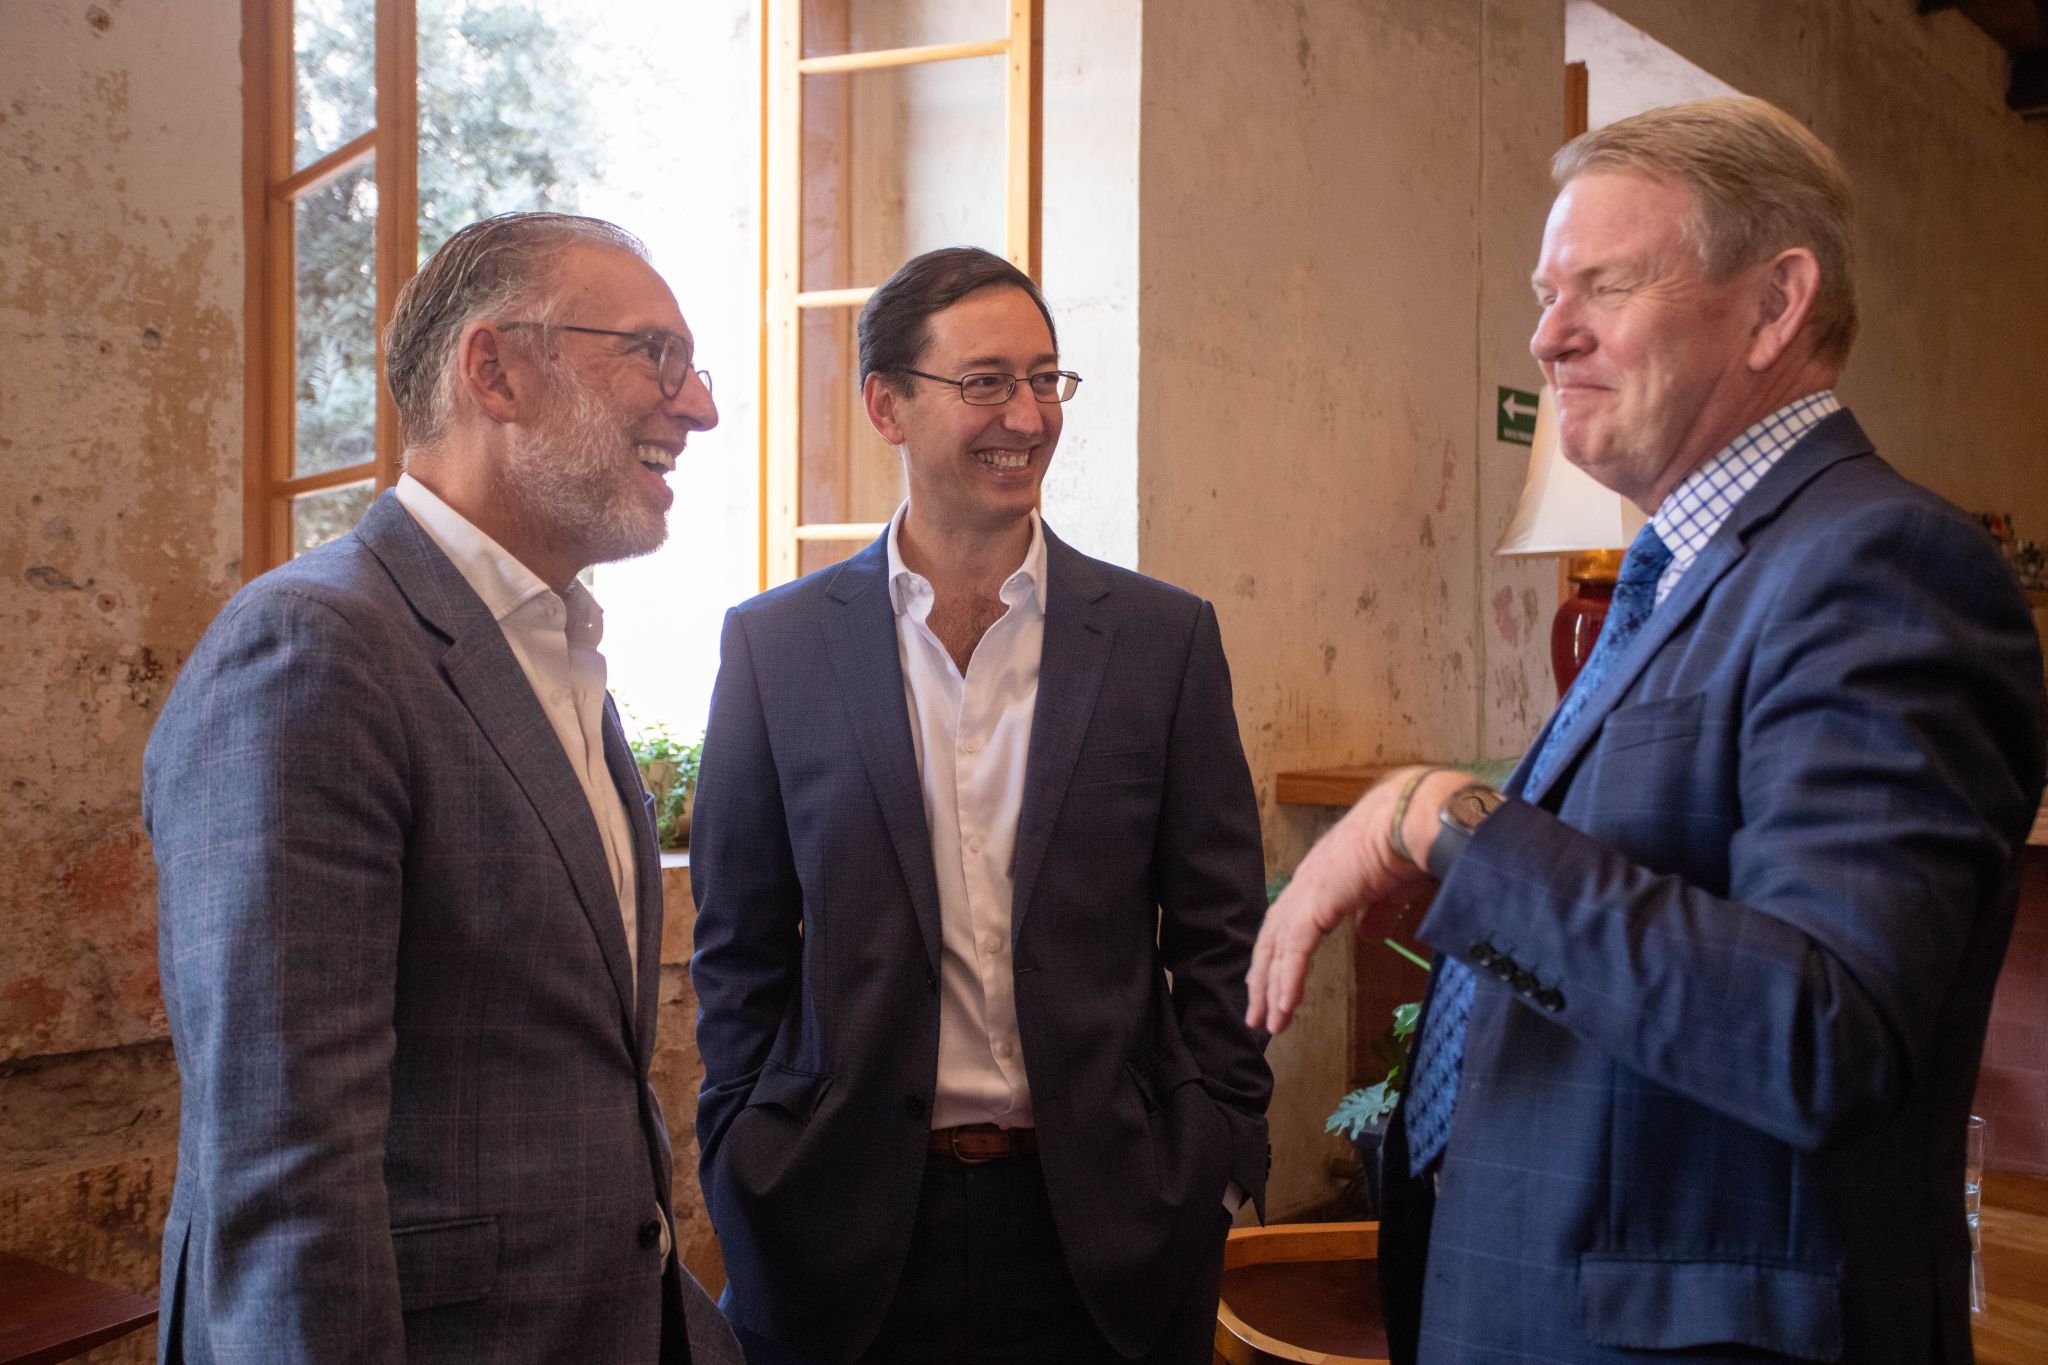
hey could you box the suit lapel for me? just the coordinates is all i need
[1011,527,1115,940]
[356,492,639,1034]
[1517,411,1876,807]
[821,535,946,974]
[601,693,665,1067]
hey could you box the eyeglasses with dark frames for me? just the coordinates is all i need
[896,368,1082,406]
[499,321,711,400]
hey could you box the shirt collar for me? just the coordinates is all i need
[1650,389,1841,578]
[885,502,1047,618]
[393,472,588,632]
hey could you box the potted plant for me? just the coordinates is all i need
[628,722,703,850]
[1325,938,1431,1219]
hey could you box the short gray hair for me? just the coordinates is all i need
[384,212,649,446]
[1553,96,1857,367]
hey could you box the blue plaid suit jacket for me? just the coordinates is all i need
[689,524,1272,1362]
[144,492,736,1364]
[1380,411,2047,1363]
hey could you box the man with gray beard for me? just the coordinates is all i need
[144,212,739,1364]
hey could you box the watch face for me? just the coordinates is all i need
[1449,786,1505,831]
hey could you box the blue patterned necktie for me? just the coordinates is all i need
[1404,523,1673,1176]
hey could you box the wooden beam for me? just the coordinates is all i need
[274,130,376,201]
[1005,0,1043,281]
[795,38,1007,76]
[794,286,875,310]
[761,0,802,588]
[373,0,418,494]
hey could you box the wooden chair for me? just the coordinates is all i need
[1213,1221,1390,1365]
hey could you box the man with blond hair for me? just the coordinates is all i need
[1250,98,2044,1363]
[147,212,738,1363]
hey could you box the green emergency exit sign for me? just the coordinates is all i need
[1497,385,1538,445]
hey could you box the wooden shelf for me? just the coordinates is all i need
[1276,759,1521,809]
[1274,765,1397,808]
[0,1251,156,1365]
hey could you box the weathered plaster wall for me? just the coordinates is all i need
[1,0,244,1347]
[1590,0,2048,530]
[1129,0,2046,1218]
[1134,0,1565,1218]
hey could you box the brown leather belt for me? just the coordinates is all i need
[928,1124,1038,1163]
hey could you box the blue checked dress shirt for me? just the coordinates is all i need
[1405,521,1674,1176]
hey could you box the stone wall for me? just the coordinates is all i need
[1,1,243,1356]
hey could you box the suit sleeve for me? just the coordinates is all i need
[1155,599,1275,1210]
[690,606,804,1176]
[144,587,409,1362]
[1422,499,2047,1150]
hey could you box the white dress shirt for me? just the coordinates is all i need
[887,503,1047,1131]
[393,474,642,992]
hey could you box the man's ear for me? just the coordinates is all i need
[1747,247,1821,372]
[863,372,907,446]
[456,320,526,425]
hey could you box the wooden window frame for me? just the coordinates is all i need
[758,0,1044,589]
[242,0,419,579]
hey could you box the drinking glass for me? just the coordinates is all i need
[1966,1113,1986,1315]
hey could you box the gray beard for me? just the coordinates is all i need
[497,368,668,571]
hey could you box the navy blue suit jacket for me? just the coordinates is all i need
[1381,411,2047,1363]
[690,523,1271,1361]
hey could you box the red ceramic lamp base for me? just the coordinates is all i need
[1551,550,1623,696]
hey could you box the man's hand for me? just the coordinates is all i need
[1245,766,1469,1034]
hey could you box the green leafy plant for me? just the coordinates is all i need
[1326,939,1432,1140]
[628,722,703,849]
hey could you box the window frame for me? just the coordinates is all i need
[242,0,418,579]
[758,0,1043,588]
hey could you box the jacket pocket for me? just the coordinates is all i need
[392,1215,500,1312]
[746,1060,833,1125]
[1596,691,1705,755]
[1577,1256,1841,1360]
[1068,747,1160,788]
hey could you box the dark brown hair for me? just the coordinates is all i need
[857,247,1057,391]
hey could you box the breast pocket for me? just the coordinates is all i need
[1596,691,1705,755]
[1067,747,1160,788]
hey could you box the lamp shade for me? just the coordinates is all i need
[1495,384,1645,557]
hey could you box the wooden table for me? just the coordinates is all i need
[0,1252,156,1365]
[1976,1172,2048,1363]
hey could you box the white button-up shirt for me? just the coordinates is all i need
[886,504,1046,1131]
[393,474,641,992]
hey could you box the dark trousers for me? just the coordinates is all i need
[732,1153,1229,1365]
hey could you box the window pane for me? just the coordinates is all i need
[801,309,904,526]
[415,0,617,259]
[801,0,1006,59]
[295,0,377,168]
[800,54,1008,293]
[292,480,376,557]
[294,159,379,478]
[419,1,762,751]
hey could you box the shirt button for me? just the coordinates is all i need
[965,835,982,855]
[551,688,569,705]
[993,1040,1013,1060]
[962,738,982,755]
[983,936,1003,956]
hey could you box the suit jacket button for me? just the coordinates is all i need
[638,1219,663,1248]
[1509,969,1539,993]
[1469,941,1497,966]
[904,1094,926,1120]
[1535,987,1566,1012]
[1489,958,1516,980]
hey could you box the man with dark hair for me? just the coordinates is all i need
[146,212,738,1363]
[1249,98,2045,1363]
[691,245,1272,1364]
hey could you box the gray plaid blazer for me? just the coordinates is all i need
[145,492,737,1364]
[690,523,1272,1361]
